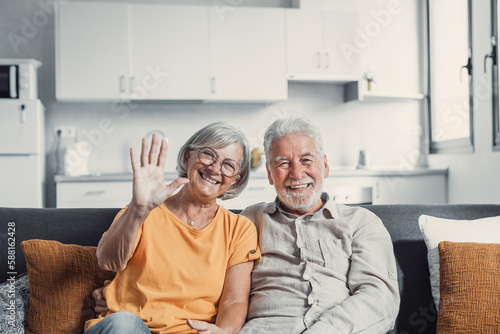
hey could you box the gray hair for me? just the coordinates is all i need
[264,116,324,166]
[176,122,250,200]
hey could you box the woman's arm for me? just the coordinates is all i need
[96,204,149,271]
[187,261,254,334]
[96,134,188,272]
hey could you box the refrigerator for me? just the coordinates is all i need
[0,99,45,207]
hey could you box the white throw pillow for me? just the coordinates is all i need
[418,214,500,310]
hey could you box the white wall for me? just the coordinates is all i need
[427,0,500,204]
[0,0,425,207]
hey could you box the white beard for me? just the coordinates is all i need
[278,183,323,213]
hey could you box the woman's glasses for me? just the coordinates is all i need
[197,147,240,178]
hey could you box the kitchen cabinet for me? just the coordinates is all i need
[208,7,287,101]
[57,3,210,101]
[220,176,276,210]
[129,5,210,100]
[373,174,446,204]
[56,2,286,102]
[286,9,359,82]
[56,180,132,208]
[55,169,447,208]
[325,173,447,204]
[56,2,130,100]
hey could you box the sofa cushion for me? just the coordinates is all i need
[21,240,115,334]
[418,214,500,310]
[437,241,500,333]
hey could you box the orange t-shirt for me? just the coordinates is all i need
[85,203,260,333]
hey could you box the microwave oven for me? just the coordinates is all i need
[0,58,41,100]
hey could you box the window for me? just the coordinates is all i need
[427,0,474,153]
[491,0,500,150]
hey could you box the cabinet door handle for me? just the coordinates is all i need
[375,182,380,199]
[316,52,321,68]
[119,75,126,93]
[20,104,26,123]
[129,76,136,93]
[325,52,329,68]
[248,187,266,191]
[211,77,217,94]
[84,190,106,196]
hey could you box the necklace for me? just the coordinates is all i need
[176,197,217,227]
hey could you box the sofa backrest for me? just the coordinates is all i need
[360,204,500,334]
[1,207,119,283]
[2,204,500,334]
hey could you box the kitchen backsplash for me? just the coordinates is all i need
[49,82,424,175]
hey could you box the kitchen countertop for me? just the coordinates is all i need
[54,165,448,183]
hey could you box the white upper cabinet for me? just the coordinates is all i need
[286,9,359,82]
[286,10,323,75]
[128,5,210,100]
[208,7,287,102]
[56,3,357,101]
[322,11,359,75]
[56,2,130,100]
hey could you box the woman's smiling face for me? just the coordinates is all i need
[184,142,243,200]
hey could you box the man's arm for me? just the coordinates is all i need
[92,280,111,315]
[305,218,400,334]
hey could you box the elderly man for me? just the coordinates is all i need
[94,116,400,333]
[238,116,399,333]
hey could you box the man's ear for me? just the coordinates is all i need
[266,164,274,185]
[323,155,330,178]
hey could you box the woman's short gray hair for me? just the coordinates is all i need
[264,115,324,165]
[176,122,250,200]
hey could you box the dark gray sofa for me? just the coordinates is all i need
[2,204,500,334]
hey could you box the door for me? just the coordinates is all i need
[0,100,42,154]
[56,1,130,100]
[286,9,323,74]
[129,5,210,100]
[0,155,43,207]
[322,11,359,75]
[209,7,287,101]
[0,100,44,208]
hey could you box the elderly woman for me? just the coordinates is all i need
[84,122,260,334]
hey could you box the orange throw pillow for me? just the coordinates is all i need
[437,241,500,333]
[21,240,115,334]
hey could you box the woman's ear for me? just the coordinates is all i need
[230,176,240,186]
[184,149,192,165]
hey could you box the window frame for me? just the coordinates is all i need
[426,0,475,154]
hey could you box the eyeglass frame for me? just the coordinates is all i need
[191,147,241,178]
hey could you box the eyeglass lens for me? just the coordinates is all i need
[198,148,239,177]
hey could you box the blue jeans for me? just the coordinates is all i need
[84,312,151,334]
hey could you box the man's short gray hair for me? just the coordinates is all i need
[176,122,250,200]
[264,116,324,165]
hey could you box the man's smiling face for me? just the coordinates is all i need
[266,133,329,216]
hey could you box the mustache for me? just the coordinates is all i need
[284,177,315,187]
